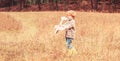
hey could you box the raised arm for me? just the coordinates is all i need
[54,16,68,33]
[62,20,75,30]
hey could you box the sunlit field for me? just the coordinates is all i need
[0,12,120,61]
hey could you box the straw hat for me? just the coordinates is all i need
[66,10,76,17]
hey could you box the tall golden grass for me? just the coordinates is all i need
[0,12,120,61]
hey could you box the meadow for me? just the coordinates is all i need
[0,12,120,61]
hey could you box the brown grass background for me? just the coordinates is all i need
[0,12,120,61]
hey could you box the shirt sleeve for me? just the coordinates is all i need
[55,25,66,31]
[56,20,75,31]
[63,20,75,29]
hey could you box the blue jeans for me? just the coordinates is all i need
[66,38,73,49]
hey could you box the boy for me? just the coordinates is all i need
[55,10,77,56]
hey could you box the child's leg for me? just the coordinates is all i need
[66,38,73,49]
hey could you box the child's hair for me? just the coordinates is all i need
[66,10,76,19]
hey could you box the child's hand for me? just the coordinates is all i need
[54,25,59,34]
[55,30,59,34]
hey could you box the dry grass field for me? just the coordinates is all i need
[0,12,120,61]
